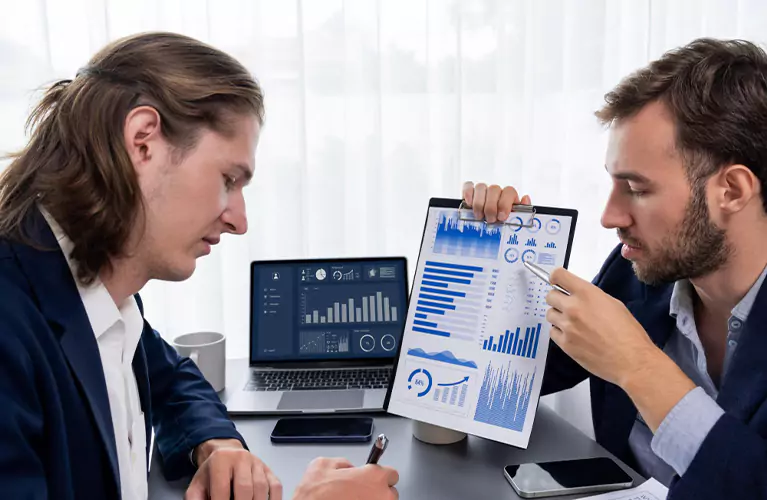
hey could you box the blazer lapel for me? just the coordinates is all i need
[10,208,120,488]
[602,284,676,449]
[717,280,767,420]
[625,284,676,350]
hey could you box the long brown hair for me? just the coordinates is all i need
[0,32,264,284]
[595,38,767,212]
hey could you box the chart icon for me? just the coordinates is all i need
[545,218,562,235]
[504,248,520,263]
[407,368,433,397]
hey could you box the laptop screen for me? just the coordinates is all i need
[250,258,408,363]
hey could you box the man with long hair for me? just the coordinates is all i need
[0,32,398,500]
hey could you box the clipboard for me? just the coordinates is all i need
[423,197,578,267]
[383,197,578,448]
[458,199,537,228]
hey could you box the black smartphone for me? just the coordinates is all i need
[504,457,634,498]
[270,416,374,443]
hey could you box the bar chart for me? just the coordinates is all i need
[413,260,486,341]
[473,362,536,432]
[300,288,399,325]
[432,211,502,260]
[432,380,469,409]
[482,323,542,359]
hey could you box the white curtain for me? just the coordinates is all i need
[3,0,767,438]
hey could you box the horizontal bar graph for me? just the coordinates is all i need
[482,324,541,359]
[412,260,484,341]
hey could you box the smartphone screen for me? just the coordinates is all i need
[271,417,374,442]
[505,457,633,497]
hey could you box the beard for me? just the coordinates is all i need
[621,180,731,285]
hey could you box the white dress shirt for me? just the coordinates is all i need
[43,210,147,500]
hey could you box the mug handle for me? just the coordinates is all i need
[189,350,199,366]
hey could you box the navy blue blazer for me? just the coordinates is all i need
[543,244,767,499]
[0,208,245,499]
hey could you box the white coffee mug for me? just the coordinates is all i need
[172,331,226,392]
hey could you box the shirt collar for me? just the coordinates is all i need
[669,264,767,323]
[732,264,767,321]
[40,207,122,339]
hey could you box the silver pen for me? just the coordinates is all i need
[366,433,389,465]
[523,260,571,296]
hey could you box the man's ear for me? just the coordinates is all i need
[123,105,164,170]
[715,164,760,215]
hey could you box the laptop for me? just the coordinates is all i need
[226,257,409,414]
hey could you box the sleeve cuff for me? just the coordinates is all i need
[651,386,725,476]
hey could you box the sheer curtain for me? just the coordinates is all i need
[3,0,767,437]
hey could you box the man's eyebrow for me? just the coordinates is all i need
[604,165,651,183]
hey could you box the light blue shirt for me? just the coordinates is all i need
[628,264,767,486]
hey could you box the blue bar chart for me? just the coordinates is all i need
[482,323,541,359]
[473,362,536,432]
[432,211,502,260]
[413,260,485,341]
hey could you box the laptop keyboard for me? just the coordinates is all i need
[245,368,392,392]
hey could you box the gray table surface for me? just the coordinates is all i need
[148,360,645,499]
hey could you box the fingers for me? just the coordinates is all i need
[209,459,233,500]
[380,466,399,487]
[497,186,522,222]
[462,182,528,223]
[255,463,282,500]
[462,181,475,206]
[472,183,488,220]
[359,464,400,487]
[484,184,502,223]
[545,287,568,311]
[184,480,206,500]
[548,324,565,346]
[308,457,355,472]
[549,267,584,293]
[546,307,565,330]
[232,459,255,500]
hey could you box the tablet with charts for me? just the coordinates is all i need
[385,198,578,448]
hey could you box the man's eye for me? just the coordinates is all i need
[223,174,237,190]
[624,183,647,197]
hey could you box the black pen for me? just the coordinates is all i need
[366,433,389,464]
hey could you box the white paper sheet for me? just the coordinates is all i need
[387,207,575,448]
[578,478,668,499]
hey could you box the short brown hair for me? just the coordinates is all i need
[0,32,264,284]
[596,38,767,212]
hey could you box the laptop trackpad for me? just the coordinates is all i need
[277,390,365,411]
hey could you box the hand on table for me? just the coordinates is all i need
[292,457,399,500]
[185,438,282,500]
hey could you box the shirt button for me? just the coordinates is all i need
[728,340,737,348]
[730,318,742,330]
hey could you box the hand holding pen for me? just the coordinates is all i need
[367,433,389,465]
